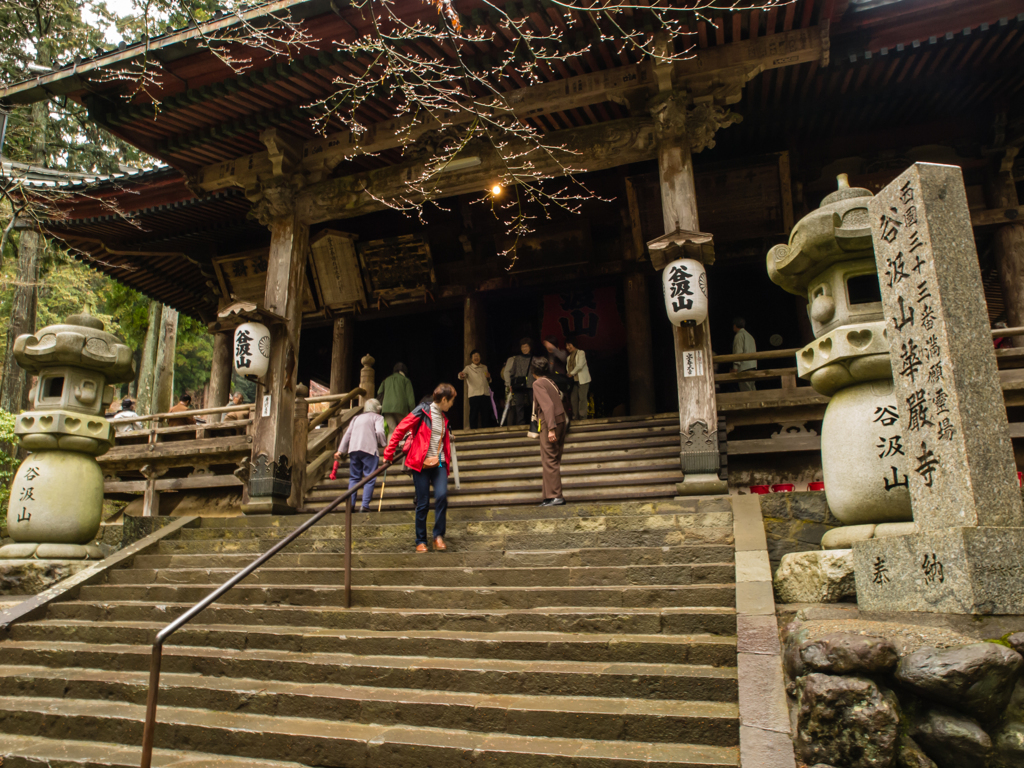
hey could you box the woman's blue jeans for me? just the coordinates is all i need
[412,465,447,545]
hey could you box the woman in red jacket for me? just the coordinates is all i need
[382,383,457,552]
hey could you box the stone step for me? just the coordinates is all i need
[447,425,679,451]
[0,733,307,768]
[452,435,681,460]
[313,467,684,492]
[0,696,740,767]
[0,643,739,701]
[196,498,727,528]
[9,621,737,665]
[176,510,734,541]
[452,416,679,442]
[0,665,739,746]
[106,562,736,588]
[304,483,683,509]
[75,582,737,610]
[42,602,738,636]
[131,544,737,570]
[423,447,681,473]
[154,527,736,554]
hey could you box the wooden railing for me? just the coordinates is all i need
[713,347,801,391]
[100,389,365,515]
[714,325,1024,440]
[303,390,365,496]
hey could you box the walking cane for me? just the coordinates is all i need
[376,467,389,513]
[499,390,512,427]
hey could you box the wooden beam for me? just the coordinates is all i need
[195,26,824,193]
[296,116,659,225]
[972,205,1024,227]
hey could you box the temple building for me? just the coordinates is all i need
[1,1,1024,764]
[4,0,1024,509]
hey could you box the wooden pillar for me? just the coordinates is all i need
[358,354,376,407]
[986,163,1024,347]
[463,294,484,429]
[652,92,725,494]
[208,331,232,422]
[136,301,162,414]
[140,464,166,518]
[245,210,309,514]
[288,384,310,511]
[623,272,655,415]
[329,315,355,395]
[152,306,178,415]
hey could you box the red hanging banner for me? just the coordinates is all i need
[541,286,626,352]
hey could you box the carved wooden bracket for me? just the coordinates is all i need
[647,228,715,270]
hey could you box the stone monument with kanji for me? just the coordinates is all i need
[853,162,1024,614]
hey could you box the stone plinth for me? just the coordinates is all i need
[854,526,1024,614]
[853,162,1024,614]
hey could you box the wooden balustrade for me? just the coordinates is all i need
[101,388,367,512]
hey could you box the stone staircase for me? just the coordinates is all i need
[0,494,741,766]
[307,413,687,509]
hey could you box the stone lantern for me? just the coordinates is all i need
[767,176,912,534]
[0,314,135,560]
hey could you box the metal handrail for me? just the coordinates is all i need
[138,451,403,768]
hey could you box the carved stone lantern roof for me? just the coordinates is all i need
[767,174,875,296]
[13,313,135,383]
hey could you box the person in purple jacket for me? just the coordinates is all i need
[334,398,387,513]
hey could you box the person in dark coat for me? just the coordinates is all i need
[377,362,417,432]
[531,357,568,507]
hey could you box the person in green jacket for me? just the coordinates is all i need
[377,362,417,431]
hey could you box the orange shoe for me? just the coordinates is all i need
[433,536,447,551]
[415,543,428,553]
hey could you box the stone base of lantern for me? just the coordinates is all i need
[0,542,104,560]
[853,525,1024,614]
[241,497,299,515]
[676,474,729,496]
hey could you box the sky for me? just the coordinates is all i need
[81,0,152,44]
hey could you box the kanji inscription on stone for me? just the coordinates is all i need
[868,163,1023,530]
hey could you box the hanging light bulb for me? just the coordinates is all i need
[491,184,502,196]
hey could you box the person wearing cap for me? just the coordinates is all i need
[502,338,535,426]
[110,397,140,436]
[334,398,387,513]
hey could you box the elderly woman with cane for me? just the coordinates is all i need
[333,398,387,514]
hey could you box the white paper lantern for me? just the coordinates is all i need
[234,322,271,379]
[663,258,708,327]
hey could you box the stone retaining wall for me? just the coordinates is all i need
[781,608,1024,768]
[756,491,842,574]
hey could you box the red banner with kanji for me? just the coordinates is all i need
[541,286,626,352]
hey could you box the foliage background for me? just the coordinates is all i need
[0,1,222,522]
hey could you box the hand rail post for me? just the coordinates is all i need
[137,452,399,768]
[139,643,163,768]
[344,494,353,609]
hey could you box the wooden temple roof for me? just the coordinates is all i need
[2,0,1022,320]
